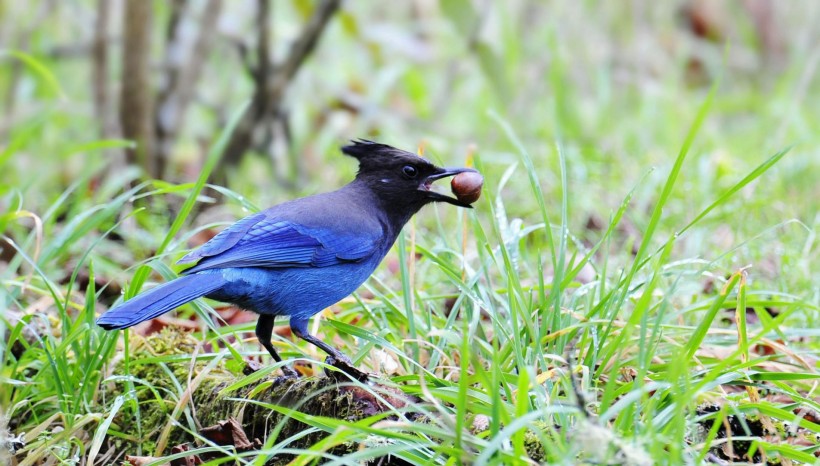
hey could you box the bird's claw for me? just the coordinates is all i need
[281,365,300,378]
[243,360,263,375]
[244,360,300,379]
[324,355,371,382]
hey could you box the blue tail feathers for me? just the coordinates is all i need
[96,273,226,329]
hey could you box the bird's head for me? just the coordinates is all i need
[342,139,478,211]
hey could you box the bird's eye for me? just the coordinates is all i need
[402,165,418,178]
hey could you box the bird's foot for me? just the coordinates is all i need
[243,360,300,379]
[324,355,372,382]
[281,365,300,378]
[243,361,263,375]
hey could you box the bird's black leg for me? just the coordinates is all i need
[290,317,370,381]
[255,315,299,378]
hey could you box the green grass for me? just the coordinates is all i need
[2,2,819,465]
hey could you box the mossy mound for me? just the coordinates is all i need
[104,328,413,464]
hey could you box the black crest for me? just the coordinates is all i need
[341,139,429,169]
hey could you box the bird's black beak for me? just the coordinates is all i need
[420,167,479,208]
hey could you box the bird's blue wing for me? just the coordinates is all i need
[179,216,382,273]
[177,212,266,264]
[304,223,382,267]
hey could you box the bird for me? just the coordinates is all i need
[97,140,478,379]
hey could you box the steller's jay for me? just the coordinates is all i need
[97,140,478,379]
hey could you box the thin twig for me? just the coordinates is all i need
[218,0,341,177]
[268,0,341,100]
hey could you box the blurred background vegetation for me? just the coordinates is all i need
[1,0,819,464]
[3,0,818,285]
[2,0,818,308]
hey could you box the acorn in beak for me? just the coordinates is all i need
[420,167,483,208]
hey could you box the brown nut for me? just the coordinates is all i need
[450,171,483,204]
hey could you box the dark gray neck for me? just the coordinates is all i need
[343,178,423,246]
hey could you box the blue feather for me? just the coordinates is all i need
[96,273,226,329]
[177,213,266,264]
[180,219,382,274]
